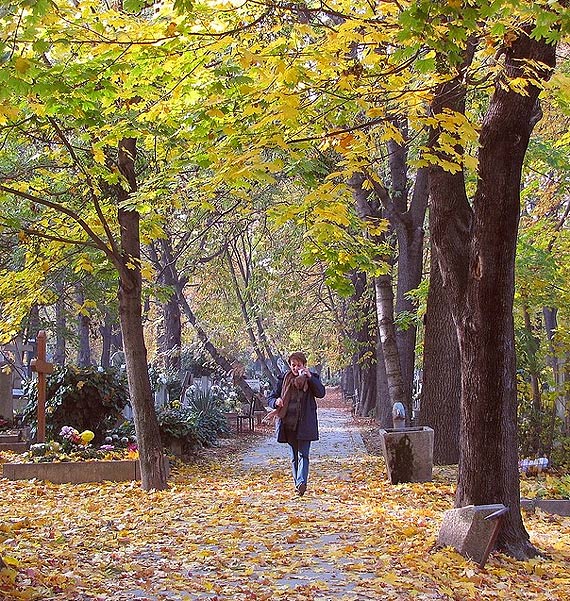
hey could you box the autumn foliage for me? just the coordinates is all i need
[0,420,569,600]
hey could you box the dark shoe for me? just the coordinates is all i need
[296,482,307,496]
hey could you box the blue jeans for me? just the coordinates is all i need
[288,439,311,487]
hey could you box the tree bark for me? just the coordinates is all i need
[99,312,113,368]
[543,307,569,433]
[226,250,277,386]
[349,271,378,418]
[76,290,92,367]
[157,239,182,374]
[522,306,542,454]
[347,173,394,419]
[117,137,168,491]
[430,30,556,558]
[419,248,460,464]
[388,130,429,407]
[375,332,392,427]
[374,273,407,411]
[54,289,66,366]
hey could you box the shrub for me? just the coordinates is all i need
[156,391,228,455]
[21,365,129,443]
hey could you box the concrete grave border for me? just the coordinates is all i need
[2,457,169,484]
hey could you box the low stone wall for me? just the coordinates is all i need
[521,498,570,517]
[2,458,169,484]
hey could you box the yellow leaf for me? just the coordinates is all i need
[206,108,225,119]
[2,555,20,567]
[93,147,106,165]
[14,57,30,73]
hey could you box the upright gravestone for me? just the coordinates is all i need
[0,365,14,425]
[154,381,168,408]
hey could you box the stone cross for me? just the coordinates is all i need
[30,331,54,443]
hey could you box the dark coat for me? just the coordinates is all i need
[267,371,325,442]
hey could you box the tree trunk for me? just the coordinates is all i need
[431,30,556,558]
[76,290,92,367]
[54,291,66,366]
[420,247,460,464]
[374,274,407,411]
[226,252,277,386]
[375,333,392,427]
[157,240,182,374]
[523,306,542,454]
[350,272,378,418]
[348,172,399,419]
[389,134,429,407]
[117,137,168,491]
[99,312,113,368]
[543,307,569,433]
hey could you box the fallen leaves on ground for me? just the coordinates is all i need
[0,418,568,600]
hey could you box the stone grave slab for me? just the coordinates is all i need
[437,504,508,568]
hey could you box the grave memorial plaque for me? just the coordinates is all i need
[437,504,509,568]
[0,365,14,425]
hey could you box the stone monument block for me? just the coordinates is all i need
[379,426,434,484]
[0,366,14,425]
[437,504,509,567]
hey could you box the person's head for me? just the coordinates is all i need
[288,351,307,376]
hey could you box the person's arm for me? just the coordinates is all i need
[266,375,284,409]
[306,370,326,399]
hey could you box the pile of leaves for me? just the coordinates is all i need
[0,453,568,600]
[520,473,570,500]
[1,389,568,600]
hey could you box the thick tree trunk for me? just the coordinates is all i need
[419,248,460,464]
[348,173,395,419]
[117,137,168,491]
[389,135,429,407]
[431,30,556,558]
[350,272,378,418]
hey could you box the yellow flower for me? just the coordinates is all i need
[79,430,94,445]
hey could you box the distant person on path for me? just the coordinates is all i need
[266,352,325,496]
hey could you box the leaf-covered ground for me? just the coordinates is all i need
[1,392,569,600]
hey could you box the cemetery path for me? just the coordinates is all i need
[1,389,569,600]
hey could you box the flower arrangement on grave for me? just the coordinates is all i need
[25,425,138,463]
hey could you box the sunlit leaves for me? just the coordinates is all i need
[0,429,569,600]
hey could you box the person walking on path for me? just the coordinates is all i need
[266,351,325,496]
